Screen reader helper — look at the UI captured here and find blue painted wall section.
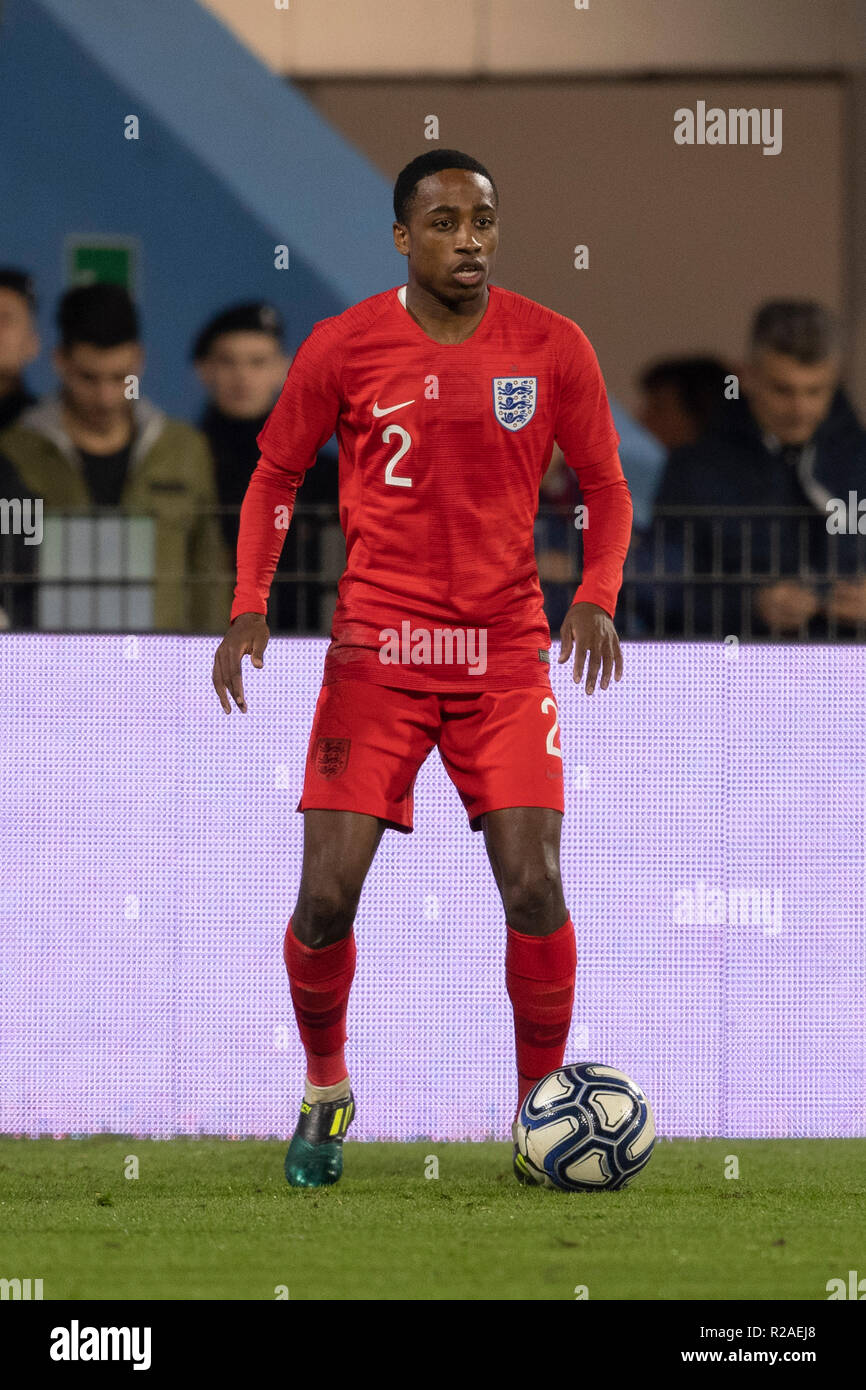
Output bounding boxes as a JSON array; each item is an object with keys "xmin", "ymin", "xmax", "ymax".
[{"xmin": 0, "ymin": 0, "xmax": 399, "ymax": 418}]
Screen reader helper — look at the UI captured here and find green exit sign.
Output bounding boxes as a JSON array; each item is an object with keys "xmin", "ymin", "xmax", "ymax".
[{"xmin": 64, "ymin": 236, "xmax": 139, "ymax": 292}]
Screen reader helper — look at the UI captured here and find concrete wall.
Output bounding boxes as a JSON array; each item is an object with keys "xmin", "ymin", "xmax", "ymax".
[
  {"xmin": 847, "ymin": 73, "xmax": 866, "ymax": 417},
  {"xmin": 202, "ymin": 0, "xmax": 865, "ymax": 77}
]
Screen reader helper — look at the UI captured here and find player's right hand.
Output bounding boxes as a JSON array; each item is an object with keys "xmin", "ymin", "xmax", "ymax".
[{"xmin": 212, "ymin": 612, "xmax": 270, "ymax": 713}]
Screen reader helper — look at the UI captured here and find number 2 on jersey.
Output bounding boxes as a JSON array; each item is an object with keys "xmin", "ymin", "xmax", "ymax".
[{"xmin": 383, "ymin": 424, "xmax": 412, "ymax": 487}]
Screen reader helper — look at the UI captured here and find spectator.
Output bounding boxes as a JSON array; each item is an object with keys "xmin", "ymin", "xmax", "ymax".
[
  {"xmin": 0, "ymin": 283, "xmax": 231, "ymax": 632},
  {"xmin": 0, "ymin": 268, "xmax": 40, "ymax": 428},
  {"xmin": 193, "ymin": 302, "xmax": 291, "ymax": 553},
  {"xmin": 193, "ymin": 302, "xmax": 340, "ymax": 632},
  {"xmin": 636, "ymin": 301, "xmax": 866, "ymax": 639},
  {"xmin": 637, "ymin": 356, "xmax": 731, "ymax": 452}
]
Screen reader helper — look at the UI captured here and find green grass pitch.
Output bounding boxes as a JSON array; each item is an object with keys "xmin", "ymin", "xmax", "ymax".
[{"xmin": 1, "ymin": 1138, "xmax": 863, "ymax": 1301}]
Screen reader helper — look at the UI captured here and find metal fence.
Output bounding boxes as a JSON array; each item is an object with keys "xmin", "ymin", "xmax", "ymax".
[
  {"xmin": 0, "ymin": 503, "xmax": 344, "ymax": 635},
  {"xmin": 1, "ymin": 503, "xmax": 864, "ymax": 641},
  {"xmin": 539, "ymin": 504, "xmax": 866, "ymax": 643}
]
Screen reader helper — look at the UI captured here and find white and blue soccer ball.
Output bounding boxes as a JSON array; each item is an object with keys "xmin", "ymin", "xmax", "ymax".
[{"xmin": 514, "ymin": 1062, "xmax": 655, "ymax": 1192}]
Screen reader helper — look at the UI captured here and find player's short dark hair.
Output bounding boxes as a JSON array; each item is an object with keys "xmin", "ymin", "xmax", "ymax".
[
  {"xmin": 191, "ymin": 301, "xmax": 285, "ymax": 362},
  {"xmin": 750, "ymin": 300, "xmax": 839, "ymax": 365},
  {"xmin": 57, "ymin": 283, "xmax": 140, "ymax": 351},
  {"xmin": 639, "ymin": 356, "xmax": 731, "ymax": 433},
  {"xmin": 0, "ymin": 267, "xmax": 37, "ymax": 313},
  {"xmin": 393, "ymin": 149, "xmax": 498, "ymax": 226}
]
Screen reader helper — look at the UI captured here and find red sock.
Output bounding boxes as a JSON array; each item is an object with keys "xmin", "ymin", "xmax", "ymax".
[
  {"xmin": 506, "ymin": 917, "xmax": 577, "ymax": 1117},
  {"xmin": 282, "ymin": 918, "xmax": 357, "ymax": 1086}
]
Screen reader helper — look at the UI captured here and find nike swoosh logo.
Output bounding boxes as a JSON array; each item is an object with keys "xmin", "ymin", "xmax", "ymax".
[{"xmin": 372, "ymin": 398, "xmax": 415, "ymax": 416}]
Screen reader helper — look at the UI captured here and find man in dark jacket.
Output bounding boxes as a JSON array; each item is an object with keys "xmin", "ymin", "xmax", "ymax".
[
  {"xmin": 193, "ymin": 302, "xmax": 341, "ymax": 633},
  {"xmin": 636, "ymin": 301, "xmax": 866, "ymax": 639}
]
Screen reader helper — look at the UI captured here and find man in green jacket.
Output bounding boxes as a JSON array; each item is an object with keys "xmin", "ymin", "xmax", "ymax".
[{"xmin": 0, "ymin": 283, "xmax": 231, "ymax": 632}]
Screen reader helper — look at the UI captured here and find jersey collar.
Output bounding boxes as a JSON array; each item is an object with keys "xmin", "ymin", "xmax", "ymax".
[{"xmin": 394, "ymin": 282, "xmax": 498, "ymax": 347}]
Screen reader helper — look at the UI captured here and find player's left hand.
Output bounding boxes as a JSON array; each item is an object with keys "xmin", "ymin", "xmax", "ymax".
[{"xmin": 558, "ymin": 601, "xmax": 623, "ymax": 695}]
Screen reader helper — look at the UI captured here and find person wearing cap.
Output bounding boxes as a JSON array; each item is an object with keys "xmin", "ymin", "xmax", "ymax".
[
  {"xmin": 192, "ymin": 302, "xmax": 340, "ymax": 632},
  {"xmin": 192, "ymin": 302, "xmax": 292, "ymax": 555}
]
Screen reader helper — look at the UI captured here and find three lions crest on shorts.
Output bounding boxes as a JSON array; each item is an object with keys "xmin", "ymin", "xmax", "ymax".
[
  {"xmin": 315, "ymin": 737, "xmax": 350, "ymax": 778},
  {"xmin": 492, "ymin": 377, "xmax": 537, "ymax": 431}
]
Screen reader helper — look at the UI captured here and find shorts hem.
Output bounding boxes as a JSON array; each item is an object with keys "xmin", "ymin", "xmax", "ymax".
[
  {"xmin": 297, "ymin": 796, "xmax": 413, "ymax": 834},
  {"xmin": 465, "ymin": 797, "xmax": 565, "ymax": 832}
]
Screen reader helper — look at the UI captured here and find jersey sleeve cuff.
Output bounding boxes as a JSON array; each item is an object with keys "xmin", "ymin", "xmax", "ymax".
[
  {"xmin": 230, "ymin": 599, "xmax": 268, "ymax": 623},
  {"xmin": 570, "ymin": 584, "xmax": 615, "ymax": 619}
]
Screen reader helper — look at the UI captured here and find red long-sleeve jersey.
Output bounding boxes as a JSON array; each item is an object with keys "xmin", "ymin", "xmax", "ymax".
[{"xmin": 231, "ymin": 282, "xmax": 633, "ymax": 690}]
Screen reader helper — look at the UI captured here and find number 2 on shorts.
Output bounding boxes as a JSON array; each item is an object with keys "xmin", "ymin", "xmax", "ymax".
[{"xmin": 541, "ymin": 696, "xmax": 562, "ymax": 759}]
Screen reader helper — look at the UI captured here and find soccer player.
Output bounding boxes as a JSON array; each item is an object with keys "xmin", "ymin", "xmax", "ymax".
[{"xmin": 211, "ymin": 149, "xmax": 633, "ymax": 1187}]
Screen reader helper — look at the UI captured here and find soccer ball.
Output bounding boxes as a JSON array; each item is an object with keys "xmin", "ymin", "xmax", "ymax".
[{"xmin": 514, "ymin": 1062, "xmax": 655, "ymax": 1191}]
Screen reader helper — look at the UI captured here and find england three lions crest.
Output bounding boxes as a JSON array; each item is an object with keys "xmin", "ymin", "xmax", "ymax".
[
  {"xmin": 492, "ymin": 377, "xmax": 537, "ymax": 432},
  {"xmin": 315, "ymin": 737, "xmax": 350, "ymax": 778}
]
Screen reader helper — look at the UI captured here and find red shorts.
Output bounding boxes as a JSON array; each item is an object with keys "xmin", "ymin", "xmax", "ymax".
[{"xmin": 298, "ymin": 679, "xmax": 565, "ymax": 832}]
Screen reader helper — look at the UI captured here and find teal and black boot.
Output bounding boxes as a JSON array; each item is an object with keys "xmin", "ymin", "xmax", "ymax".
[
  {"xmin": 284, "ymin": 1091, "xmax": 355, "ymax": 1188},
  {"xmin": 512, "ymin": 1118, "xmax": 543, "ymax": 1186}
]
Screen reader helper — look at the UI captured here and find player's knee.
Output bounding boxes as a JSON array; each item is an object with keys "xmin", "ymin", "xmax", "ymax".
[
  {"xmin": 292, "ymin": 882, "xmax": 359, "ymax": 946},
  {"xmin": 500, "ymin": 865, "xmax": 564, "ymax": 932}
]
